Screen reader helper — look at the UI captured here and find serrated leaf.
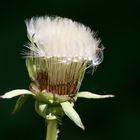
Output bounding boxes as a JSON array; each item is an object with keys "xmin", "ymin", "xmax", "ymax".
[
  {"xmin": 0, "ymin": 89, "xmax": 35, "ymax": 99},
  {"xmin": 77, "ymin": 91, "xmax": 115, "ymax": 99},
  {"xmin": 61, "ymin": 101, "xmax": 85, "ymax": 130},
  {"xmin": 12, "ymin": 95, "xmax": 30, "ymax": 114}
]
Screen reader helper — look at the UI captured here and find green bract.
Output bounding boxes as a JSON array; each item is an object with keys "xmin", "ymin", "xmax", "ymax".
[{"xmin": 0, "ymin": 89, "xmax": 114, "ymax": 129}]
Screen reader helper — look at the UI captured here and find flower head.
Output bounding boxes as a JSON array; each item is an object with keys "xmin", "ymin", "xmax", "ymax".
[
  {"xmin": 24, "ymin": 16, "xmax": 103, "ymax": 101},
  {"xmin": 0, "ymin": 16, "xmax": 114, "ymax": 131}
]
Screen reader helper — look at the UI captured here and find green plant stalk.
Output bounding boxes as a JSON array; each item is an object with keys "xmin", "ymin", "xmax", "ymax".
[{"xmin": 46, "ymin": 119, "xmax": 58, "ymax": 140}]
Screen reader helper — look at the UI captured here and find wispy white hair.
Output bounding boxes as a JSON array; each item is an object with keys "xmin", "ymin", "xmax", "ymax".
[{"xmin": 25, "ymin": 16, "xmax": 103, "ymax": 66}]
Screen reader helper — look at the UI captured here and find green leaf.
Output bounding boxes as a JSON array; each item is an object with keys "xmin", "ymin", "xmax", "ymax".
[
  {"xmin": 61, "ymin": 101, "xmax": 85, "ymax": 130},
  {"xmin": 12, "ymin": 95, "xmax": 30, "ymax": 114},
  {"xmin": 0, "ymin": 89, "xmax": 35, "ymax": 99},
  {"xmin": 76, "ymin": 91, "xmax": 115, "ymax": 99}
]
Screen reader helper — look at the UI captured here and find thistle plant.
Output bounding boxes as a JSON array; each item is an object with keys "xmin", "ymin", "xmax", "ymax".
[{"xmin": 0, "ymin": 16, "xmax": 114, "ymax": 140}]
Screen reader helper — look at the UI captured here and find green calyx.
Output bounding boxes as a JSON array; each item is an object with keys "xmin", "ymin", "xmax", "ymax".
[
  {"xmin": 35, "ymin": 92, "xmax": 71, "ymax": 104},
  {"xmin": 34, "ymin": 91, "xmax": 70, "ymax": 123},
  {"xmin": 35, "ymin": 101, "xmax": 64, "ymax": 124}
]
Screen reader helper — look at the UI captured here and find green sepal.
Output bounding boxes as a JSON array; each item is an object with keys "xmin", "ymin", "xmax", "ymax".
[
  {"xmin": 61, "ymin": 101, "xmax": 85, "ymax": 130},
  {"xmin": 0, "ymin": 89, "xmax": 35, "ymax": 99},
  {"xmin": 76, "ymin": 91, "xmax": 115, "ymax": 99},
  {"xmin": 12, "ymin": 95, "xmax": 30, "ymax": 114},
  {"xmin": 35, "ymin": 101, "xmax": 47, "ymax": 118}
]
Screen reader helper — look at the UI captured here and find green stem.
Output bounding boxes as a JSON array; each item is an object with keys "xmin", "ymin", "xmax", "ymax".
[{"xmin": 46, "ymin": 120, "xmax": 58, "ymax": 140}]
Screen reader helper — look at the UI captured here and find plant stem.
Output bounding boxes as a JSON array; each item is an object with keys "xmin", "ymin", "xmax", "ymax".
[{"xmin": 46, "ymin": 120, "xmax": 58, "ymax": 140}]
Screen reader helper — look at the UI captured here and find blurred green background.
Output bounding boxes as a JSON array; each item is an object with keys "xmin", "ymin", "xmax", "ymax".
[{"xmin": 0, "ymin": 0, "xmax": 139, "ymax": 140}]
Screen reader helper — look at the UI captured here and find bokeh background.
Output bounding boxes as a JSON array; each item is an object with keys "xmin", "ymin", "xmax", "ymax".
[{"xmin": 0, "ymin": 0, "xmax": 139, "ymax": 140}]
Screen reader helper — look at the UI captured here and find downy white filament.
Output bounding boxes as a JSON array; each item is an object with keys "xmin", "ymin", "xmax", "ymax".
[{"xmin": 25, "ymin": 16, "xmax": 103, "ymax": 66}]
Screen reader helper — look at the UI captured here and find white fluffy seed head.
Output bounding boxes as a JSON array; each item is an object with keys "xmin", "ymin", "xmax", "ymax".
[{"xmin": 25, "ymin": 16, "xmax": 103, "ymax": 66}]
